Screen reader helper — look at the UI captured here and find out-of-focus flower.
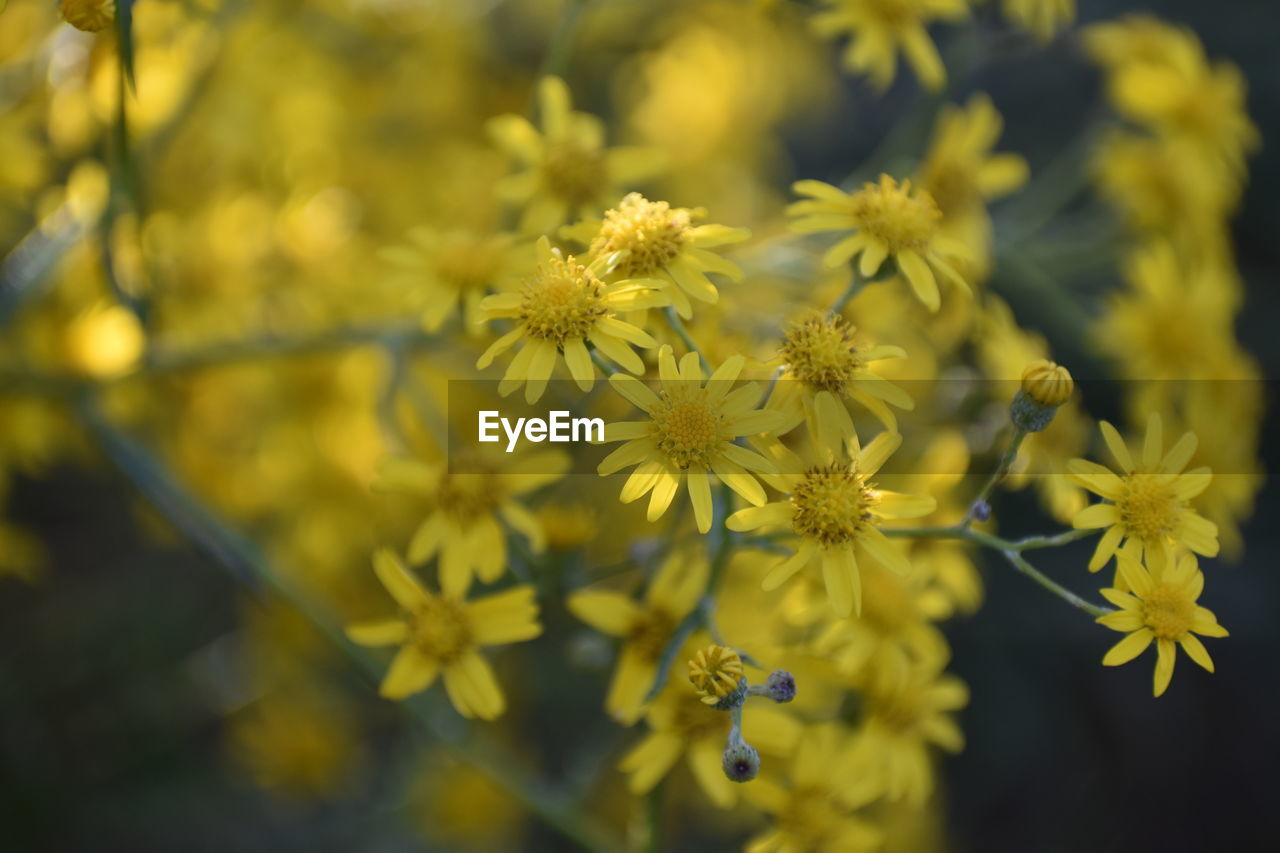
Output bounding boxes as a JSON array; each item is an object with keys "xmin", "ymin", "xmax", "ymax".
[
  {"xmin": 743, "ymin": 724, "xmax": 883, "ymax": 851},
  {"xmin": 488, "ymin": 76, "xmax": 665, "ymax": 235},
  {"xmin": 477, "ymin": 236, "xmax": 668, "ymax": 403},
  {"xmin": 1068, "ymin": 414, "xmax": 1218, "ymax": 574},
  {"xmin": 60, "ymin": 0, "xmax": 114, "ymax": 33},
  {"xmin": 598, "ymin": 346, "xmax": 783, "ymax": 533},
  {"xmin": 807, "ymin": 0, "xmax": 969, "ymax": 91},
  {"xmin": 61, "ymin": 301, "xmax": 145, "ymax": 378},
  {"xmin": 377, "ymin": 445, "xmax": 567, "ymax": 593},
  {"xmin": 379, "ymin": 227, "xmax": 526, "ymax": 333},
  {"xmin": 789, "ymin": 175, "xmax": 971, "ymax": 312},
  {"xmin": 729, "ymin": 432, "xmax": 936, "ymax": 616},
  {"xmin": 1097, "ymin": 551, "xmax": 1227, "ymax": 697},
  {"xmin": 998, "ymin": 0, "xmax": 1074, "ymax": 43},
  {"xmin": 346, "ymin": 549, "xmax": 542, "ymax": 718},
  {"xmin": 567, "ymin": 550, "xmax": 709, "ymax": 725}
]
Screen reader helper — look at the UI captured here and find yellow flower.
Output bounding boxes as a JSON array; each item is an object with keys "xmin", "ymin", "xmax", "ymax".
[
  {"xmin": 687, "ymin": 644, "xmax": 745, "ymax": 705},
  {"xmin": 808, "ymin": 0, "xmax": 969, "ymax": 91},
  {"xmin": 621, "ymin": 660, "xmax": 801, "ymax": 808},
  {"xmin": 346, "ymin": 549, "xmax": 542, "ymax": 719},
  {"xmin": 598, "ymin": 345, "xmax": 784, "ymax": 533},
  {"xmin": 1097, "ymin": 551, "xmax": 1228, "ymax": 697},
  {"xmin": 62, "ymin": 301, "xmax": 145, "ymax": 378},
  {"xmin": 788, "ymin": 175, "xmax": 971, "ymax": 312},
  {"xmin": 770, "ymin": 311, "xmax": 912, "ymax": 443},
  {"xmin": 377, "ymin": 448, "xmax": 568, "ymax": 593},
  {"xmin": 379, "ymin": 227, "xmax": 525, "ymax": 333},
  {"xmin": 488, "ymin": 77, "xmax": 665, "ymax": 235},
  {"xmin": 1068, "ymin": 414, "xmax": 1218, "ymax": 574},
  {"xmin": 743, "ymin": 724, "xmax": 882, "ymax": 852},
  {"xmin": 848, "ymin": 660, "xmax": 967, "ymax": 804},
  {"xmin": 998, "ymin": 0, "xmax": 1074, "ymax": 43},
  {"xmin": 916, "ymin": 93, "xmax": 1029, "ymax": 223},
  {"xmin": 566, "ymin": 550, "xmax": 709, "ymax": 724},
  {"xmin": 728, "ymin": 432, "xmax": 936, "ymax": 616},
  {"xmin": 476, "ymin": 236, "xmax": 669, "ymax": 403},
  {"xmin": 60, "ymin": 0, "xmax": 115, "ymax": 32},
  {"xmin": 565, "ymin": 192, "xmax": 751, "ymax": 319}
]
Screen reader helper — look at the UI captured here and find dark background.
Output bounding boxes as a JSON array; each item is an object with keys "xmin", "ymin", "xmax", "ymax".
[{"xmin": 2, "ymin": 0, "xmax": 1277, "ymax": 850}]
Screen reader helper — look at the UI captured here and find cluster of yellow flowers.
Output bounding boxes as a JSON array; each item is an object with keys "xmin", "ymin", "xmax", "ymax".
[{"xmin": 0, "ymin": 0, "xmax": 1263, "ymax": 849}]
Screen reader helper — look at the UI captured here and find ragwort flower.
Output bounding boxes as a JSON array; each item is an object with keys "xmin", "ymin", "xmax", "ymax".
[
  {"xmin": 346, "ymin": 550, "xmax": 542, "ymax": 719},
  {"xmin": 728, "ymin": 432, "xmax": 936, "ymax": 616},
  {"xmin": 1068, "ymin": 413, "xmax": 1218, "ymax": 574},
  {"xmin": 598, "ymin": 345, "xmax": 785, "ymax": 534},
  {"xmin": 1097, "ymin": 551, "xmax": 1228, "ymax": 697},
  {"xmin": 788, "ymin": 175, "xmax": 971, "ymax": 311},
  {"xmin": 477, "ymin": 236, "xmax": 669, "ymax": 403}
]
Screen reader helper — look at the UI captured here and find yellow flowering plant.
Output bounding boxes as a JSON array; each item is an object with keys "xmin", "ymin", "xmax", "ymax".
[{"xmin": 0, "ymin": 1, "xmax": 1268, "ymax": 850}]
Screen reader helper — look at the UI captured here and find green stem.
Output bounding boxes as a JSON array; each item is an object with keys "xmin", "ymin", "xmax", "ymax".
[
  {"xmin": 963, "ymin": 427, "xmax": 1027, "ymax": 527},
  {"xmin": 76, "ymin": 397, "xmax": 621, "ymax": 853},
  {"xmin": 879, "ymin": 524, "xmax": 1109, "ymax": 616},
  {"xmin": 539, "ymin": 0, "xmax": 590, "ymax": 81},
  {"xmin": 830, "ymin": 275, "xmax": 864, "ymax": 315},
  {"xmin": 663, "ymin": 306, "xmax": 710, "ymax": 373}
]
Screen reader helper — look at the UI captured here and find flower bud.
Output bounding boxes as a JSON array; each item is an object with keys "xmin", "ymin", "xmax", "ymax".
[
  {"xmin": 970, "ymin": 500, "xmax": 992, "ymax": 522},
  {"xmin": 763, "ymin": 670, "xmax": 796, "ymax": 703},
  {"xmin": 1011, "ymin": 360, "xmax": 1073, "ymax": 432},
  {"xmin": 721, "ymin": 740, "xmax": 760, "ymax": 783},
  {"xmin": 688, "ymin": 644, "xmax": 746, "ymax": 709}
]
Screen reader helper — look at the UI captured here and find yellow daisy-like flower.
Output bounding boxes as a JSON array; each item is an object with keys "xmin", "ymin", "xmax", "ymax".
[
  {"xmin": 808, "ymin": 0, "xmax": 969, "ymax": 91},
  {"xmin": 487, "ymin": 77, "xmax": 665, "ymax": 235},
  {"xmin": 788, "ymin": 175, "xmax": 971, "ymax": 312},
  {"xmin": 1068, "ymin": 413, "xmax": 1219, "ymax": 574},
  {"xmin": 848, "ymin": 660, "xmax": 967, "ymax": 804},
  {"xmin": 743, "ymin": 724, "xmax": 882, "ymax": 853},
  {"xmin": 379, "ymin": 228, "xmax": 525, "ymax": 333},
  {"xmin": 377, "ymin": 448, "xmax": 568, "ymax": 594},
  {"xmin": 566, "ymin": 551, "xmax": 709, "ymax": 725},
  {"xmin": 565, "ymin": 192, "xmax": 751, "ymax": 319},
  {"xmin": 771, "ymin": 311, "xmax": 912, "ymax": 445},
  {"xmin": 1097, "ymin": 551, "xmax": 1228, "ymax": 697},
  {"xmin": 598, "ymin": 345, "xmax": 784, "ymax": 534},
  {"xmin": 621, "ymin": 660, "xmax": 801, "ymax": 808},
  {"xmin": 728, "ymin": 432, "xmax": 936, "ymax": 616},
  {"xmin": 916, "ymin": 93, "xmax": 1029, "ymax": 222},
  {"xmin": 687, "ymin": 644, "xmax": 745, "ymax": 705},
  {"xmin": 346, "ymin": 549, "xmax": 542, "ymax": 718},
  {"xmin": 476, "ymin": 236, "xmax": 669, "ymax": 403}
]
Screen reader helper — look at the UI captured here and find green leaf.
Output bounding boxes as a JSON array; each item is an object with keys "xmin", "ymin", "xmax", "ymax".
[{"xmin": 116, "ymin": 0, "xmax": 136, "ymax": 90}]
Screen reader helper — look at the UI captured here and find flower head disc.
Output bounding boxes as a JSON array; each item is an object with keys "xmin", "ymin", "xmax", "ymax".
[
  {"xmin": 650, "ymin": 388, "xmax": 729, "ymax": 471},
  {"xmin": 517, "ymin": 253, "xmax": 609, "ymax": 348},
  {"xmin": 590, "ymin": 193, "xmax": 694, "ymax": 278},
  {"xmin": 540, "ymin": 141, "xmax": 607, "ymax": 207},
  {"xmin": 688, "ymin": 644, "xmax": 745, "ymax": 706},
  {"xmin": 789, "ymin": 464, "xmax": 878, "ymax": 547},
  {"xmin": 850, "ymin": 175, "xmax": 941, "ymax": 252},
  {"xmin": 408, "ymin": 595, "xmax": 473, "ymax": 663},
  {"xmin": 780, "ymin": 313, "xmax": 866, "ymax": 394}
]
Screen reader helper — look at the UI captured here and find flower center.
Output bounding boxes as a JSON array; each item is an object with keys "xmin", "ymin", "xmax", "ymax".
[
  {"xmin": 790, "ymin": 464, "xmax": 877, "ymax": 547},
  {"xmin": 850, "ymin": 175, "xmax": 940, "ymax": 251},
  {"xmin": 780, "ymin": 313, "xmax": 863, "ymax": 393},
  {"xmin": 410, "ymin": 596, "xmax": 473, "ymax": 663},
  {"xmin": 1142, "ymin": 583, "xmax": 1195, "ymax": 639},
  {"xmin": 1116, "ymin": 474, "xmax": 1179, "ymax": 542},
  {"xmin": 649, "ymin": 391, "xmax": 725, "ymax": 470},
  {"xmin": 919, "ymin": 161, "xmax": 976, "ymax": 219},
  {"xmin": 627, "ymin": 608, "xmax": 677, "ymax": 661},
  {"xmin": 589, "ymin": 193, "xmax": 692, "ymax": 277},
  {"xmin": 437, "ymin": 465, "xmax": 506, "ymax": 524},
  {"xmin": 435, "ymin": 237, "xmax": 500, "ymax": 293},
  {"xmin": 541, "ymin": 142, "xmax": 606, "ymax": 206},
  {"xmin": 518, "ymin": 255, "xmax": 609, "ymax": 348}
]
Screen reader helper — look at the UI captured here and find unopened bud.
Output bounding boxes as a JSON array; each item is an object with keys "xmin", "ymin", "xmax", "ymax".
[
  {"xmin": 970, "ymin": 500, "xmax": 991, "ymax": 523},
  {"xmin": 1011, "ymin": 360, "xmax": 1073, "ymax": 432},
  {"xmin": 763, "ymin": 670, "xmax": 796, "ymax": 703},
  {"xmin": 721, "ymin": 740, "xmax": 760, "ymax": 783}
]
